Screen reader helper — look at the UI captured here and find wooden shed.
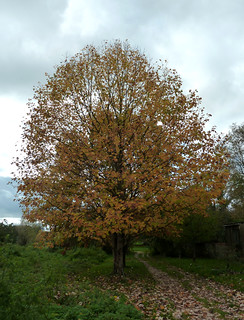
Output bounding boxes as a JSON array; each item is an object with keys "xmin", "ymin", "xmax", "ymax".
[{"xmin": 224, "ymin": 222, "xmax": 244, "ymax": 257}]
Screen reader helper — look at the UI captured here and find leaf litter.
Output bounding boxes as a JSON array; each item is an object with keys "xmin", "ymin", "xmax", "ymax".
[{"xmin": 96, "ymin": 254, "xmax": 244, "ymax": 320}]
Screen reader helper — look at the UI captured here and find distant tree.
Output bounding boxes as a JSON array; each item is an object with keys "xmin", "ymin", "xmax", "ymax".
[
  {"xmin": 15, "ymin": 220, "xmax": 41, "ymax": 246},
  {"xmin": 149, "ymin": 204, "xmax": 228, "ymax": 259},
  {"xmin": 226, "ymin": 123, "xmax": 244, "ymax": 221},
  {"xmin": 13, "ymin": 41, "xmax": 228, "ymax": 274},
  {"xmin": 0, "ymin": 220, "xmax": 17, "ymax": 243},
  {"xmin": 180, "ymin": 211, "xmax": 220, "ymax": 260}
]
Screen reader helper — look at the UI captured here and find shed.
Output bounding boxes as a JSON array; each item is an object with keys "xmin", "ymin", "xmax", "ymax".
[{"xmin": 224, "ymin": 222, "xmax": 244, "ymax": 257}]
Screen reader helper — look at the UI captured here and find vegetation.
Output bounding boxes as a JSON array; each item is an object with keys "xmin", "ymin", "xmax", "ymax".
[
  {"xmin": 0, "ymin": 220, "xmax": 41, "ymax": 246},
  {"xmin": 0, "ymin": 243, "xmax": 144, "ymax": 320},
  {"xmin": 225, "ymin": 123, "xmax": 244, "ymax": 221},
  {"xmin": 146, "ymin": 255, "xmax": 244, "ymax": 292},
  {"xmin": 0, "ymin": 224, "xmax": 243, "ymax": 319},
  {"xmin": 0, "ymin": 220, "xmax": 18, "ymax": 243},
  {"xmin": 13, "ymin": 40, "xmax": 228, "ymax": 274},
  {"xmin": 148, "ymin": 204, "xmax": 233, "ymax": 260}
]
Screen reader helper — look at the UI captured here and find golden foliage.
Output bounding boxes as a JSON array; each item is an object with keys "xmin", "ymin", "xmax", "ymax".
[{"xmin": 13, "ymin": 41, "xmax": 229, "ymax": 245}]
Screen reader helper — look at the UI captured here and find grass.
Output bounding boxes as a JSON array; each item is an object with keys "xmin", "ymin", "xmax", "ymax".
[
  {"xmin": 192, "ymin": 295, "xmax": 228, "ymax": 319},
  {"xmin": 2, "ymin": 242, "xmax": 242, "ymax": 319},
  {"xmin": 147, "ymin": 254, "xmax": 244, "ymax": 292},
  {"xmin": 0, "ymin": 243, "xmax": 146, "ymax": 320},
  {"xmin": 131, "ymin": 246, "xmax": 150, "ymax": 254}
]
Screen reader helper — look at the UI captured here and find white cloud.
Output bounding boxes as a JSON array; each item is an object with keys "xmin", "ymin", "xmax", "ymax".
[{"xmin": 0, "ymin": 217, "xmax": 21, "ymax": 225}]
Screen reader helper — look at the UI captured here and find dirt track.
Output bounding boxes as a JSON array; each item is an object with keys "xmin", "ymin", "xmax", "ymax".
[
  {"xmin": 96, "ymin": 253, "xmax": 244, "ymax": 319},
  {"xmin": 136, "ymin": 253, "xmax": 244, "ymax": 319}
]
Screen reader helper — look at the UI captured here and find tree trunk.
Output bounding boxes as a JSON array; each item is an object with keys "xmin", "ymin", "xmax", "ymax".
[
  {"xmin": 112, "ymin": 233, "xmax": 125, "ymax": 275},
  {"xmin": 123, "ymin": 245, "xmax": 126, "ymax": 268},
  {"xmin": 192, "ymin": 243, "xmax": 197, "ymax": 262}
]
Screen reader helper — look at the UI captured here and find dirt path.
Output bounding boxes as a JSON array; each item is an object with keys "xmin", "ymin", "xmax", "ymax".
[
  {"xmin": 136, "ymin": 253, "xmax": 244, "ymax": 319},
  {"xmin": 96, "ymin": 254, "xmax": 244, "ymax": 319}
]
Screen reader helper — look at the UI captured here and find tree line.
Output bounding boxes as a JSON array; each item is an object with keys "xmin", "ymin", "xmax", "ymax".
[{"xmin": 0, "ymin": 220, "xmax": 41, "ymax": 245}]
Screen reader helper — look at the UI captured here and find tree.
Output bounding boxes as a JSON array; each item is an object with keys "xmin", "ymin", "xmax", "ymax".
[
  {"xmin": 179, "ymin": 210, "xmax": 221, "ymax": 260},
  {"xmin": 226, "ymin": 123, "xmax": 244, "ymax": 220},
  {"xmin": 0, "ymin": 220, "xmax": 17, "ymax": 243},
  {"xmin": 13, "ymin": 41, "xmax": 228, "ymax": 274},
  {"xmin": 15, "ymin": 220, "xmax": 42, "ymax": 246}
]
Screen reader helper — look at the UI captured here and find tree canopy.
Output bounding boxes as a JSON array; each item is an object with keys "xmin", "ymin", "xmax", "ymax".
[
  {"xmin": 226, "ymin": 123, "xmax": 244, "ymax": 220},
  {"xmin": 14, "ymin": 41, "xmax": 228, "ymax": 274}
]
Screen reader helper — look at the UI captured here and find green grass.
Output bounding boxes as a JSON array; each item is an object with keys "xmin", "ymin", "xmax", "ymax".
[
  {"xmin": 0, "ymin": 243, "xmax": 145, "ymax": 320},
  {"xmin": 131, "ymin": 246, "xmax": 150, "ymax": 253},
  {"xmin": 147, "ymin": 255, "xmax": 244, "ymax": 292}
]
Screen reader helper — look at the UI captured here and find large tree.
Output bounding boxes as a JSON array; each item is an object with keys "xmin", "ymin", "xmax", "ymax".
[{"xmin": 14, "ymin": 41, "xmax": 228, "ymax": 274}]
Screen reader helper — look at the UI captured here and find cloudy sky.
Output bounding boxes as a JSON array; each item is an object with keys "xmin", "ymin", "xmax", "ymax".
[{"xmin": 1, "ymin": 0, "xmax": 244, "ymax": 222}]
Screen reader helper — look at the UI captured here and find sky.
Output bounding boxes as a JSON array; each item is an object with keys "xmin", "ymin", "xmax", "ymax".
[{"xmin": 1, "ymin": 0, "xmax": 244, "ymax": 223}]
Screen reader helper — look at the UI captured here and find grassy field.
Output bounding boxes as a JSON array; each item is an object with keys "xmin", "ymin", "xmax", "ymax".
[{"xmin": 0, "ymin": 244, "xmax": 149, "ymax": 320}]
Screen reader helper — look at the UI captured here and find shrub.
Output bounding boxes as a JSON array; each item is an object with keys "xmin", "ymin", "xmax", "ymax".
[
  {"xmin": 67, "ymin": 247, "xmax": 108, "ymax": 265},
  {"xmin": 15, "ymin": 224, "xmax": 41, "ymax": 245},
  {"xmin": 0, "ymin": 221, "xmax": 18, "ymax": 243},
  {"xmin": 76, "ymin": 290, "xmax": 143, "ymax": 320}
]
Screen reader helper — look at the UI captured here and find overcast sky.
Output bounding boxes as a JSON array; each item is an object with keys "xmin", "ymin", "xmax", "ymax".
[{"xmin": 1, "ymin": 0, "xmax": 244, "ymax": 222}]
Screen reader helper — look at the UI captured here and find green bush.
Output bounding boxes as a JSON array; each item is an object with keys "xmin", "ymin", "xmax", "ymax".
[
  {"xmin": 67, "ymin": 246, "xmax": 108, "ymax": 264},
  {"xmin": 47, "ymin": 290, "xmax": 143, "ymax": 320},
  {"xmin": 0, "ymin": 221, "xmax": 18, "ymax": 243},
  {"xmin": 74, "ymin": 290, "xmax": 143, "ymax": 320}
]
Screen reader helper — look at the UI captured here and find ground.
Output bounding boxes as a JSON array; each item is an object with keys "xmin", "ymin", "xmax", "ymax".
[
  {"xmin": 1, "ymin": 243, "xmax": 243, "ymax": 319},
  {"xmin": 97, "ymin": 252, "xmax": 244, "ymax": 320}
]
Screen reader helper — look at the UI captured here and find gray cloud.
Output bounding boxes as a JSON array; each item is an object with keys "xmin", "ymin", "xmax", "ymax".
[
  {"xmin": 0, "ymin": 0, "xmax": 68, "ymax": 95},
  {"xmin": 0, "ymin": 0, "xmax": 243, "ymax": 178},
  {"xmin": 0, "ymin": 177, "xmax": 21, "ymax": 219},
  {"xmin": 1, "ymin": 0, "xmax": 244, "ymax": 215}
]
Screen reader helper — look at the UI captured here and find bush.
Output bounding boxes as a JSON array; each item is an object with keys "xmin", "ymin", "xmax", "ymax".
[
  {"xmin": 0, "ymin": 221, "xmax": 18, "ymax": 243},
  {"xmin": 46, "ymin": 290, "xmax": 143, "ymax": 320},
  {"xmin": 76, "ymin": 290, "xmax": 143, "ymax": 320},
  {"xmin": 15, "ymin": 224, "xmax": 41, "ymax": 245},
  {"xmin": 67, "ymin": 246, "xmax": 108, "ymax": 265}
]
